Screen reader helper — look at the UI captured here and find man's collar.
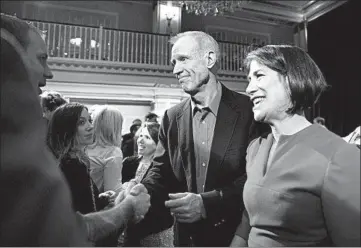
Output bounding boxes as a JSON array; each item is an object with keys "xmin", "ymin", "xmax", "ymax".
[{"xmin": 191, "ymin": 81, "xmax": 222, "ymax": 116}]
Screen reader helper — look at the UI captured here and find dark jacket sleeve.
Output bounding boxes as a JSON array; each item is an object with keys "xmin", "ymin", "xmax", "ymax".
[{"xmin": 141, "ymin": 110, "xmax": 179, "ymax": 197}]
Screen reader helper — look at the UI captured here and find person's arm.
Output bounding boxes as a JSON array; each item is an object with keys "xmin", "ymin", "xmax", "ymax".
[
  {"xmin": 81, "ymin": 184, "xmax": 150, "ymax": 243},
  {"xmin": 141, "ymin": 111, "xmax": 177, "ymax": 198},
  {"xmin": 230, "ymin": 210, "xmax": 250, "ymax": 247},
  {"xmin": 321, "ymin": 144, "xmax": 360, "ymax": 246},
  {"xmin": 104, "ymin": 153, "xmax": 123, "ymax": 193},
  {"xmin": 199, "ymin": 172, "xmax": 247, "ymax": 222}
]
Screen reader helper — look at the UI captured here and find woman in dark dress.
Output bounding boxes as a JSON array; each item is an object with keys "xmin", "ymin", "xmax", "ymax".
[{"xmin": 47, "ymin": 102, "xmax": 118, "ymax": 245}]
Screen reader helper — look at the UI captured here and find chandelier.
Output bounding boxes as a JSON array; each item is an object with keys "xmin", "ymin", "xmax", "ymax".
[{"xmin": 179, "ymin": 1, "xmax": 248, "ymax": 16}]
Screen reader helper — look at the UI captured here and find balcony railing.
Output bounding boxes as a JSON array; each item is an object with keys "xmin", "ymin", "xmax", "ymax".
[{"xmin": 30, "ymin": 19, "xmax": 256, "ymax": 72}]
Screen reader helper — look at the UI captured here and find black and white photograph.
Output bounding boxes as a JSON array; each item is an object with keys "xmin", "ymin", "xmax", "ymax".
[{"xmin": 1, "ymin": 0, "xmax": 360, "ymax": 246}]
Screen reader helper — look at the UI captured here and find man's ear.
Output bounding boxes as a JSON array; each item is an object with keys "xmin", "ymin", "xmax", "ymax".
[{"xmin": 206, "ymin": 51, "xmax": 217, "ymax": 69}]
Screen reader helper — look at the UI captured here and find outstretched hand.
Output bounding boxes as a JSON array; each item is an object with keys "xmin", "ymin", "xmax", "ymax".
[{"xmin": 125, "ymin": 184, "xmax": 150, "ymax": 224}]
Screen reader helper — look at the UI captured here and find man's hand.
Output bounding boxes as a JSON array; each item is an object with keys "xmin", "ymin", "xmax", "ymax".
[
  {"xmin": 122, "ymin": 180, "xmax": 138, "ymax": 196},
  {"xmin": 125, "ymin": 183, "xmax": 150, "ymax": 224},
  {"xmin": 165, "ymin": 192, "xmax": 206, "ymax": 223},
  {"xmin": 115, "ymin": 182, "xmax": 148, "ymax": 205},
  {"xmin": 114, "ymin": 190, "xmax": 125, "ymax": 205}
]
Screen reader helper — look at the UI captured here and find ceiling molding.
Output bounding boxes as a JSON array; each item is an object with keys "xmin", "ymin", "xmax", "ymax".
[
  {"xmin": 304, "ymin": 1, "xmax": 348, "ymax": 22},
  {"xmin": 231, "ymin": 0, "xmax": 348, "ymax": 24},
  {"xmin": 115, "ymin": 0, "xmax": 153, "ymax": 6}
]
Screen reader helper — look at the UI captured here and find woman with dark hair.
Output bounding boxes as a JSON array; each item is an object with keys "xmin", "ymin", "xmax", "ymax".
[
  {"xmin": 47, "ymin": 102, "xmax": 114, "ymax": 214},
  {"xmin": 231, "ymin": 45, "xmax": 360, "ymax": 247},
  {"xmin": 122, "ymin": 122, "xmax": 174, "ymax": 247},
  {"xmin": 47, "ymin": 102, "xmax": 124, "ymax": 246},
  {"xmin": 122, "ymin": 122, "xmax": 159, "ymax": 183},
  {"xmin": 39, "ymin": 90, "xmax": 67, "ymax": 121}
]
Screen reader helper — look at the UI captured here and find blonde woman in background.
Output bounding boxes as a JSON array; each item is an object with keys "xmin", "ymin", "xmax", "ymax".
[{"xmin": 87, "ymin": 105, "xmax": 124, "ymax": 194}]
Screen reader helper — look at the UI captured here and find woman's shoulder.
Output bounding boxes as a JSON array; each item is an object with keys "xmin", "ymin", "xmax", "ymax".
[
  {"xmin": 300, "ymin": 125, "xmax": 351, "ymax": 158},
  {"xmin": 60, "ymin": 155, "xmax": 87, "ymax": 175}
]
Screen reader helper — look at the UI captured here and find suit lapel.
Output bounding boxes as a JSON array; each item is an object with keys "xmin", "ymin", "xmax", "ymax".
[
  {"xmin": 176, "ymin": 99, "xmax": 197, "ymax": 193},
  {"xmin": 205, "ymin": 86, "xmax": 238, "ymax": 190}
]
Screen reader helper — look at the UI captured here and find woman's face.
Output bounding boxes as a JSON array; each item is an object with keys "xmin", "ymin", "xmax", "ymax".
[
  {"xmin": 246, "ymin": 60, "xmax": 292, "ymax": 123},
  {"xmin": 75, "ymin": 108, "xmax": 94, "ymax": 148},
  {"xmin": 137, "ymin": 127, "xmax": 157, "ymax": 157}
]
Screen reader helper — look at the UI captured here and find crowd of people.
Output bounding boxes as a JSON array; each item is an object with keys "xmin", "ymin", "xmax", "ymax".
[{"xmin": 1, "ymin": 13, "xmax": 360, "ymax": 247}]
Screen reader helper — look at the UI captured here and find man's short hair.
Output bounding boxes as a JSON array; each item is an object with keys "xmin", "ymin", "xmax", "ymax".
[
  {"xmin": 145, "ymin": 112, "xmax": 158, "ymax": 122},
  {"xmin": 0, "ymin": 13, "xmax": 42, "ymax": 49},
  {"xmin": 169, "ymin": 31, "xmax": 220, "ymax": 66}
]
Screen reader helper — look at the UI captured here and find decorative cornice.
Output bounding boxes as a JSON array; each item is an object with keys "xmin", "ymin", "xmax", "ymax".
[
  {"xmin": 231, "ymin": 0, "xmax": 347, "ymax": 24},
  {"xmin": 48, "ymin": 57, "xmax": 248, "ymax": 83},
  {"xmin": 48, "ymin": 57, "xmax": 174, "ymax": 77}
]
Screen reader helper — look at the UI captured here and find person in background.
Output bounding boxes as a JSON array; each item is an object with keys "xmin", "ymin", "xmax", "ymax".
[
  {"xmin": 89, "ymin": 104, "xmax": 102, "ymax": 120},
  {"xmin": 47, "ymin": 103, "xmax": 114, "ymax": 208},
  {"xmin": 39, "ymin": 90, "xmax": 67, "ymax": 121},
  {"xmin": 122, "ymin": 119, "xmax": 142, "ymax": 158},
  {"xmin": 124, "ymin": 31, "xmax": 262, "ymax": 246},
  {"xmin": 47, "ymin": 102, "xmax": 151, "ymax": 246},
  {"xmin": 145, "ymin": 112, "xmax": 159, "ymax": 123},
  {"xmin": 0, "ymin": 18, "xmax": 150, "ymax": 246},
  {"xmin": 231, "ymin": 45, "xmax": 360, "ymax": 247},
  {"xmin": 122, "ymin": 122, "xmax": 174, "ymax": 246},
  {"xmin": 87, "ymin": 105, "xmax": 124, "ymax": 194}
]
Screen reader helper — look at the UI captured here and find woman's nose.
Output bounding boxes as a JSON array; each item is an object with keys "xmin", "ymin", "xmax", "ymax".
[
  {"xmin": 246, "ymin": 79, "xmax": 257, "ymax": 96},
  {"xmin": 87, "ymin": 122, "xmax": 93, "ymax": 130}
]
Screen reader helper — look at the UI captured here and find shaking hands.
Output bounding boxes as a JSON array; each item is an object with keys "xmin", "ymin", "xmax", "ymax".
[{"xmin": 115, "ymin": 181, "xmax": 151, "ymax": 224}]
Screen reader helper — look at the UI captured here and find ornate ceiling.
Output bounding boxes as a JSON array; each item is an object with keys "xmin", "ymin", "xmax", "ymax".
[
  {"xmin": 139, "ymin": 0, "xmax": 348, "ymax": 26},
  {"xmin": 235, "ymin": 0, "xmax": 348, "ymax": 25}
]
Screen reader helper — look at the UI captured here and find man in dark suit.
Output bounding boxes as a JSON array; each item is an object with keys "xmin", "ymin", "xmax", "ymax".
[{"xmin": 123, "ymin": 31, "xmax": 260, "ymax": 246}]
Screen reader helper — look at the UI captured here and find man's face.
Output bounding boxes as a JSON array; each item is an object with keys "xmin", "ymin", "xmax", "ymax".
[
  {"xmin": 25, "ymin": 29, "xmax": 53, "ymax": 94},
  {"xmin": 171, "ymin": 36, "xmax": 209, "ymax": 96}
]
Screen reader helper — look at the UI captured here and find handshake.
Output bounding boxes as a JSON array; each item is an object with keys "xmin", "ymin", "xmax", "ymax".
[{"xmin": 114, "ymin": 180, "xmax": 151, "ymax": 224}]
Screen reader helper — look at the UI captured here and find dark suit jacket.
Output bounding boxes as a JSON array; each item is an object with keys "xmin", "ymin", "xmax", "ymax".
[{"xmin": 141, "ymin": 84, "xmax": 260, "ymax": 246}]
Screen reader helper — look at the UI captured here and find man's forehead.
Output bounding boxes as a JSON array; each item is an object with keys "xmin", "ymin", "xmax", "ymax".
[
  {"xmin": 172, "ymin": 37, "xmax": 199, "ymax": 54},
  {"xmin": 27, "ymin": 28, "xmax": 47, "ymax": 51}
]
